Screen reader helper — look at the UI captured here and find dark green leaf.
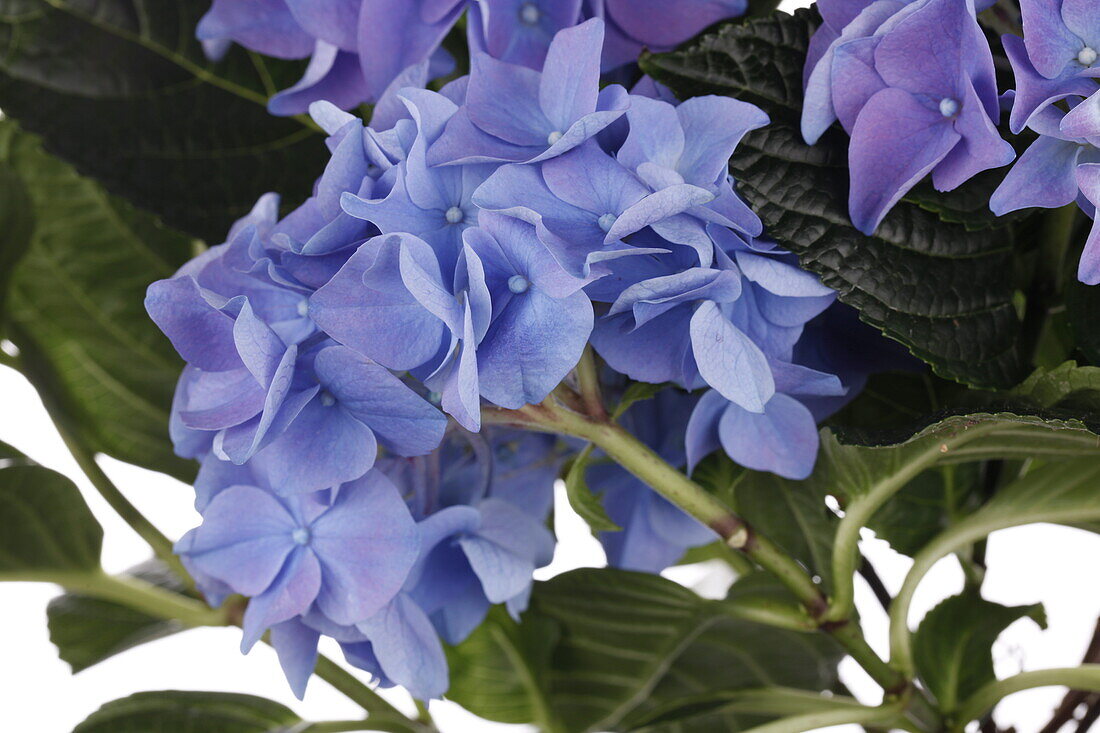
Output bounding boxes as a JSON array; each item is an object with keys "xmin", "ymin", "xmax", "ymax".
[
  {"xmin": 48, "ymin": 559, "xmax": 189, "ymax": 673},
  {"xmin": 72, "ymin": 691, "xmax": 302, "ymax": 733},
  {"xmin": 0, "ymin": 120, "xmax": 194, "ymax": 480},
  {"xmin": 1066, "ymin": 277, "xmax": 1100, "ymax": 365},
  {"xmin": 0, "ymin": 0, "xmax": 326, "ymax": 240},
  {"xmin": 0, "ymin": 463, "xmax": 101, "ymax": 577},
  {"xmin": 566, "ymin": 444, "xmax": 621, "ymax": 532},
  {"xmin": 0, "ymin": 160, "xmax": 34, "ymax": 320},
  {"xmin": 642, "ymin": 10, "xmax": 1026, "ymax": 388},
  {"xmin": 913, "ymin": 591, "xmax": 1045, "ymax": 714}
]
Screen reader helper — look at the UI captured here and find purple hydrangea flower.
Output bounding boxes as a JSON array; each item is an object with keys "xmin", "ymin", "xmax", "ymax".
[
  {"xmin": 991, "ymin": 105, "xmax": 1100, "ymax": 283},
  {"xmin": 590, "ymin": 0, "xmax": 748, "ymax": 71},
  {"xmin": 430, "ymin": 18, "xmax": 630, "ymax": 167},
  {"xmin": 803, "ymin": 0, "xmax": 1014, "ymax": 234},
  {"xmin": 176, "ymin": 469, "xmax": 419, "ymax": 687}
]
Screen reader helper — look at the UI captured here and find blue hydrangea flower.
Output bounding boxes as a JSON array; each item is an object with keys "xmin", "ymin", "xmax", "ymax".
[
  {"xmin": 474, "ymin": 0, "xmax": 585, "ymax": 69},
  {"xmin": 310, "ymin": 214, "xmax": 593, "ymax": 430},
  {"xmin": 991, "ymin": 105, "xmax": 1100, "ymax": 283},
  {"xmin": 616, "ymin": 94, "xmax": 770, "ymax": 264},
  {"xmin": 175, "ymin": 468, "xmax": 419, "ymax": 681},
  {"xmin": 430, "ymin": 18, "xmax": 629, "ymax": 166},
  {"xmin": 1001, "ymin": 4, "xmax": 1100, "ymax": 133},
  {"xmin": 802, "ymin": 0, "xmax": 1014, "ymax": 234},
  {"xmin": 473, "ymin": 140, "xmax": 714, "ymax": 277}
]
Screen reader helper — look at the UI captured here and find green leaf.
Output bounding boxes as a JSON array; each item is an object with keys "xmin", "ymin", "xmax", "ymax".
[
  {"xmin": 0, "ymin": 160, "xmax": 34, "ymax": 320},
  {"xmin": 912, "ymin": 591, "xmax": 1045, "ymax": 714},
  {"xmin": 565, "ymin": 444, "xmax": 621, "ymax": 532},
  {"xmin": 0, "ymin": 463, "xmax": 101, "ymax": 577},
  {"xmin": 0, "ymin": 0, "xmax": 326, "ymax": 240},
  {"xmin": 73, "ymin": 691, "xmax": 302, "ymax": 733},
  {"xmin": 612, "ymin": 382, "xmax": 672, "ymax": 420},
  {"xmin": 892, "ymin": 457, "xmax": 1100, "ymax": 673},
  {"xmin": 554, "ymin": 569, "xmax": 839, "ymax": 732},
  {"xmin": 0, "ymin": 120, "xmax": 194, "ymax": 480},
  {"xmin": 448, "ymin": 570, "xmax": 841, "ymax": 732},
  {"xmin": 641, "ymin": 10, "xmax": 1026, "ymax": 389},
  {"xmin": 866, "ymin": 463, "xmax": 982, "ymax": 557},
  {"xmin": 48, "ymin": 559, "xmax": 189, "ymax": 673},
  {"xmin": 730, "ymin": 470, "xmax": 837, "ymax": 590},
  {"xmin": 445, "ymin": 607, "xmax": 559, "ymax": 727}
]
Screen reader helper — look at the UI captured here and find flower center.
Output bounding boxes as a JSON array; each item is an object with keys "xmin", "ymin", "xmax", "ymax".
[
  {"xmin": 320, "ymin": 391, "xmax": 336, "ymax": 407},
  {"xmin": 598, "ymin": 213, "xmax": 617, "ymax": 233},
  {"xmin": 296, "ymin": 299, "xmax": 309, "ymax": 318},
  {"xmin": 508, "ymin": 275, "xmax": 531, "ymax": 294},
  {"xmin": 547, "ymin": 130, "xmax": 563, "ymax": 146},
  {"xmin": 292, "ymin": 528, "xmax": 311, "ymax": 546},
  {"xmin": 938, "ymin": 97, "xmax": 959, "ymax": 118},
  {"xmin": 519, "ymin": 2, "xmax": 540, "ymax": 25},
  {"xmin": 427, "ymin": 391, "xmax": 442, "ymax": 405},
  {"xmin": 445, "ymin": 206, "xmax": 465, "ymax": 225},
  {"xmin": 1080, "ymin": 46, "xmax": 1098, "ymax": 66}
]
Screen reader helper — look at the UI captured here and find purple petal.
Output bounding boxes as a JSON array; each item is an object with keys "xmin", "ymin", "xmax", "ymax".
[
  {"xmin": 357, "ymin": 0, "xmax": 464, "ymax": 103},
  {"xmin": 357, "ymin": 594, "xmax": 449, "ymax": 700},
  {"xmin": 1022, "ymin": 0, "xmax": 1083, "ymax": 78},
  {"xmin": 252, "ymin": 395, "xmax": 378, "ymax": 494},
  {"xmin": 466, "ymin": 53, "xmax": 551, "ymax": 146},
  {"xmin": 685, "ymin": 389, "xmax": 727, "ymax": 471},
  {"xmin": 718, "ymin": 394, "xmax": 820, "ymax": 480},
  {"xmin": 269, "ymin": 619, "xmax": 321, "ymax": 700},
  {"xmin": 269, "ymin": 42, "xmax": 370, "ymax": 116},
  {"xmin": 241, "ymin": 547, "xmax": 322, "ymax": 650},
  {"xmin": 183, "ymin": 486, "xmax": 297, "ymax": 596},
  {"xmin": 315, "ymin": 346, "xmax": 447, "ymax": 456},
  {"xmin": 311, "ymin": 235, "xmax": 448, "ymax": 370},
  {"xmin": 932, "ymin": 81, "xmax": 1016, "ymax": 191},
  {"xmin": 847, "ymin": 88, "xmax": 960, "ymax": 234},
  {"xmin": 145, "ymin": 277, "xmax": 241, "ymax": 372},
  {"xmin": 197, "ymin": 0, "xmax": 314, "ymax": 59},
  {"xmin": 311, "ymin": 471, "xmax": 419, "ymax": 624},
  {"xmin": 690, "ymin": 301, "xmax": 774, "ymax": 412},
  {"xmin": 538, "ymin": 18, "xmax": 603, "ymax": 132},
  {"xmin": 1077, "ymin": 163, "xmax": 1100, "ymax": 284},
  {"xmin": 990, "ymin": 134, "xmax": 1083, "ymax": 215}
]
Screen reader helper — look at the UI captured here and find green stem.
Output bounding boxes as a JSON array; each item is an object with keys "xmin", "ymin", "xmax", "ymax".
[
  {"xmin": 302, "ymin": 722, "xmax": 373, "ymax": 733},
  {"xmin": 506, "ymin": 397, "xmax": 909, "ymax": 695},
  {"xmin": 6, "ymin": 570, "xmax": 226, "ymax": 627},
  {"xmin": 826, "ymin": 423, "xmax": 1001, "ymax": 623},
  {"xmin": 953, "ymin": 666, "xmax": 1100, "ymax": 730},
  {"xmin": 574, "ymin": 347, "xmax": 606, "ymax": 419},
  {"xmin": 740, "ymin": 701, "xmax": 908, "ymax": 733},
  {"xmin": 57, "ymin": 420, "xmax": 191, "ymax": 584}
]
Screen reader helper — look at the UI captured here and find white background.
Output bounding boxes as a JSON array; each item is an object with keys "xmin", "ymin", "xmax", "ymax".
[{"xmin": 3, "ymin": 1, "xmax": 1099, "ymax": 730}]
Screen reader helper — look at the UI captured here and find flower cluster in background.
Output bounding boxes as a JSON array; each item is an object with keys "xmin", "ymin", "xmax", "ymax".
[
  {"xmin": 197, "ymin": 0, "xmax": 748, "ymax": 114},
  {"xmin": 144, "ymin": 9, "xmax": 884, "ymax": 701},
  {"xmin": 803, "ymin": 0, "xmax": 1100, "ymax": 285}
]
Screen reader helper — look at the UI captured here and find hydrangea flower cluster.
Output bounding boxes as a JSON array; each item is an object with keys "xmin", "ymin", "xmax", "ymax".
[
  {"xmin": 802, "ymin": 0, "xmax": 1013, "ymax": 235},
  {"xmin": 197, "ymin": 0, "xmax": 748, "ymax": 115},
  {"xmin": 149, "ymin": 14, "xmax": 865, "ymax": 701},
  {"xmin": 990, "ymin": 0, "xmax": 1100, "ymax": 284}
]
